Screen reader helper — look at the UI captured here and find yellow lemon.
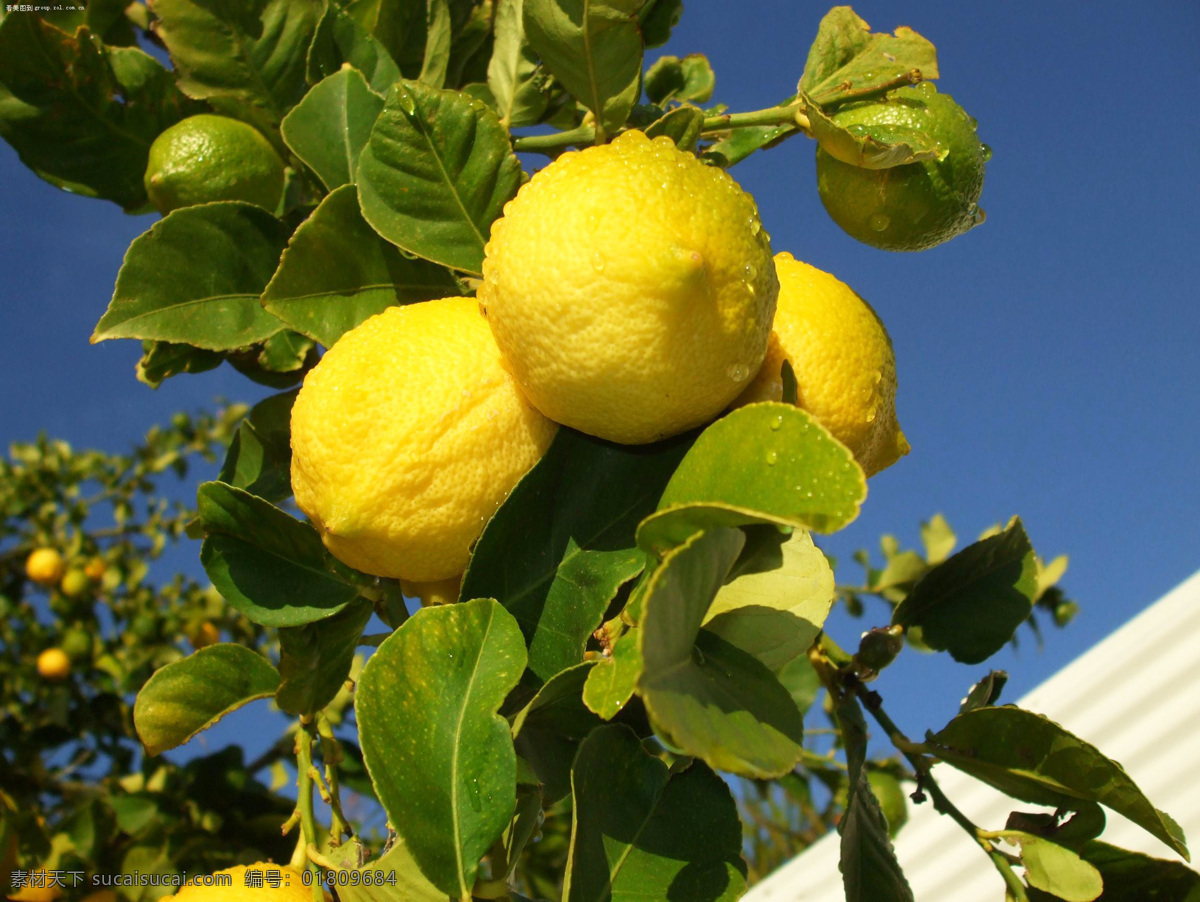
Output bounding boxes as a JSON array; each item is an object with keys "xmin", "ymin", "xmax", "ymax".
[
  {"xmin": 480, "ymin": 130, "xmax": 778, "ymax": 444},
  {"xmin": 7, "ymin": 870, "xmax": 62, "ymax": 901},
  {"xmin": 24, "ymin": 549, "xmax": 64, "ymax": 588},
  {"xmin": 190, "ymin": 621, "xmax": 221, "ymax": 649},
  {"xmin": 735, "ymin": 253, "xmax": 909, "ymax": 476},
  {"xmin": 35, "ymin": 648, "xmax": 71, "ymax": 681},
  {"xmin": 291, "ymin": 298, "xmax": 557, "ymax": 581},
  {"xmin": 164, "ymin": 864, "xmax": 313, "ymax": 900}
]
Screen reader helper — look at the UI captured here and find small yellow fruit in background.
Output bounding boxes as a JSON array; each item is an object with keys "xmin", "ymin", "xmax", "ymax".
[
  {"xmin": 36, "ymin": 648, "xmax": 71, "ymax": 681},
  {"xmin": 83, "ymin": 556, "xmax": 107, "ymax": 581},
  {"xmin": 480, "ymin": 130, "xmax": 778, "ymax": 444},
  {"xmin": 7, "ymin": 870, "xmax": 62, "ymax": 901},
  {"xmin": 191, "ymin": 621, "xmax": 221, "ymax": 649},
  {"xmin": 24, "ymin": 549, "xmax": 64, "ymax": 588},
  {"xmin": 290, "ymin": 298, "xmax": 557, "ymax": 582},
  {"xmin": 80, "ymin": 891, "xmax": 117, "ymax": 902},
  {"xmin": 735, "ymin": 253, "xmax": 909, "ymax": 476},
  {"xmin": 162, "ymin": 863, "xmax": 315, "ymax": 900},
  {"xmin": 59, "ymin": 569, "xmax": 90, "ymax": 598}
]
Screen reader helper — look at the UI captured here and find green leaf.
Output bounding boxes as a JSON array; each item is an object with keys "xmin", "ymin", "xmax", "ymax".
[
  {"xmin": 702, "ymin": 120, "xmax": 796, "ymax": 169},
  {"xmin": 930, "ymin": 706, "xmax": 1190, "ymax": 860},
  {"xmin": 281, "ymin": 67, "xmax": 385, "ymax": 191},
  {"xmin": 339, "ymin": 838, "xmax": 446, "ymax": 902},
  {"xmin": 702, "ymin": 526, "xmax": 835, "ymax": 673},
  {"xmin": 564, "ymin": 724, "xmax": 746, "ymax": 902},
  {"xmin": 1006, "ymin": 833, "xmax": 1102, "ymax": 902},
  {"xmin": 836, "ymin": 697, "xmax": 913, "ymax": 901},
  {"xmin": 419, "ymin": 0, "xmax": 452, "ymax": 87},
  {"xmin": 637, "ymin": 0, "xmax": 681, "ymax": 48},
  {"xmin": 488, "ymin": 0, "xmax": 549, "ymax": 128},
  {"xmin": 93, "ymin": 203, "xmax": 290, "ymax": 351},
  {"xmin": 644, "ymin": 105, "xmax": 705, "ymax": 152},
  {"xmin": 276, "ymin": 599, "xmax": 373, "ymax": 716},
  {"xmin": 892, "ymin": 518, "xmax": 1037, "ymax": 664},
  {"xmin": 638, "ymin": 404, "xmax": 866, "ymax": 556},
  {"xmin": 133, "ymin": 644, "xmax": 280, "ymax": 756},
  {"xmin": 197, "ymin": 481, "xmax": 368, "ymax": 627},
  {"xmin": 512, "ymin": 662, "xmax": 603, "ymax": 803},
  {"xmin": 306, "ymin": 4, "xmax": 402, "ymax": 94},
  {"xmin": 262, "ymin": 185, "xmax": 460, "ymax": 346},
  {"xmin": 136, "ymin": 341, "xmax": 224, "ymax": 387},
  {"xmin": 798, "ymin": 7, "xmax": 939, "ymax": 104},
  {"xmin": 360, "ymin": 0, "xmax": 430, "ymax": 78},
  {"xmin": 151, "ymin": 0, "xmax": 323, "ymax": 126},
  {"xmin": 218, "ymin": 389, "xmax": 298, "ymax": 503},
  {"xmin": 582, "ymin": 630, "xmax": 642, "ymax": 720},
  {"xmin": 638, "ymin": 528, "xmax": 806, "ymax": 778},
  {"xmin": 803, "ymin": 94, "xmax": 943, "ymax": 170},
  {"xmin": 959, "ymin": 670, "xmax": 1007, "ymax": 714},
  {"xmin": 523, "ymin": 0, "xmax": 643, "ymax": 134},
  {"xmin": 357, "ymin": 78, "xmax": 523, "ymax": 275},
  {"xmin": 462, "ymin": 428, "xmax": 692, "ymax": 685},
  {"xmin": 643, "ymin": 54, "xmax": 714, "ymax": 105},
  {"xmin": 356, "ymin": 598, "xmax": 527, "ymax": 898},
  {"xmin": 1027, "ymin": 842, "xmax": 1200, "ymax": 902},
  {"xmin": 0, "ymin": 16, "xmax": 197, "ymax": 210}
]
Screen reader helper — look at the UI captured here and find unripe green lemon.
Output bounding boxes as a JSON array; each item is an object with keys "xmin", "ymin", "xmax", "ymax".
[
  {"xmin": 480, "ymin": 130, "xmax": 778, "ymax": 444},
  {"xmin": 59, "ymin": 568, "xmax": 90, "ymax": 598},
  {"xmin": 144, "ymin": 114, "xmax": 286, "ymax": 214},
  {"xmin": 816, "ymin": 83, "xmax": 987, "ymax": 251},
  {"xmin": 25, "ymin": 548, "xmax": 65, "ymax": 588},
  {"xmin": 61, "ymin": 628, "xmax": 93, "ymax": 662}
]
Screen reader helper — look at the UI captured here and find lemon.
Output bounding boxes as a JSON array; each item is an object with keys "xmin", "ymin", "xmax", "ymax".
[
  {"xmin": 35, "ymin": 648, "xmax": 71, "ymax": 681},
  {"xmin": 24, "ymin": 549, "xmax": 64, "ymax": 588},
  {"xmin": 291, "ymin": 298, "xmax": 557, "ymax": 581},
  {"xmin": 83, "ymin": 556, "xmax": 107, "ymax": 581},
  {"xmin": 144, "ymin": 114, "xmax": 286, "ymax": 214},
  {"xmin": 61, "ymin": 628, "xmax": 93, "ymax": 662},
  {"xmin": 59, "ymin": 569, "xmax": 90, "ymax": 598},
  {"xmin": 480, "ymin": 130, "xmax": 778, "ymax": 445},
  {"xmin": 190, "ymin": 621, "xmax": 221, "ymax": 649},
  {"xmin": 163, "ymin": 864, "xmax": 313, "ymax": 900},
  {"xmin": 735, "ymin": 253, "xmax": 909, "ymax": 476},
  {"xmin": 816, "ymin": 83, "xmax": 987, "ymax": 251},
  {"xmin": 7, "ymin": 871, "xmax": 61, "ymax": 901}
]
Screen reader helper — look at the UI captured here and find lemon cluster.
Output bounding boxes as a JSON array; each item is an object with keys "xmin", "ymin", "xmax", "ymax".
[{"xmin": 289, "ymin": 131, "xmax": 907, "ymax": 595}]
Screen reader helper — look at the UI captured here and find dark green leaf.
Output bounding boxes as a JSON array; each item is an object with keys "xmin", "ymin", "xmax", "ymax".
[
  {"xmin": 931, "ymin": 706, "xmax": 1190, "ymax": 860},
  {"xmin": 804, "ymin": 94, "xmax": 943, "ymax": 170},
  {"xmin": 488, "ymin": 0, "xmax": 548, "ymax": 128},
  {"xmin": 638, "ymin": 528, "xmax": 806, "ymax": 778},
  {"xmin": 512, "ymin": 662, "xmax": 603, "ymax": 802},
  {"xmin": 197, "ymin": 481, "xmax": 368, "ymax": 627},
  {"xmin": 357, "ymin": 78, "xmax": 523, "ymax": 275},
  {"xmin": 892, "ymin": 518, "xmax": 1037, "ymax": 664},
  {"xmin": 0, "ymin": 16, "xmax": 197, "ymax": 209},
  {"xmin": 356, "ymin": 598, "xmax": 527, "ymax": 898},
  {"xmin": 419, "ymin": 0, "xmax": 452, "ymax": 87},
  {"xmin": 582, "ymin": 630, "xmax": 642, "ymax": 720},
  {"xmin": 306, "ymin": 4, "xmax": 402, "ymax": 94},
  {"xmin": 1027, "ymin": 842, "xmax": 1200, "ymax": 901},
  {"xmin": 702, "ymin": 120, "xmax": 796, "ymax": 169},
  {"xmin": 644, "ymin": 105, "xmax": 705, "ymax": 151},
  {"xmin": 219, "ymin": 389, "xmax": 298, "ymax": 503},
  {"xmin": 136, "ymin": 341, "xmax": 224, "ymax": 387},
  {"xmin": 462, "ymin": 427, "xmax": 692, "ymax": 685},
  {"xmin": 799, "ymin": 7, "xmax": 939, "ymax": 104},
  {"xmin": 151, "ymin": 0, "xmax": 323, "ymax": 126},
  {"xmin": 523, "ymin": 0, "xmax": 642, "ymax": 134},
  {"xmin": 133, "ymin": 644, "xmax": 280, "ymax": 756},
  {"xmin": 638, "ymin": 404, "xmax": 866, "ymax": 556},
  {"xmin": 780, "ymin": 358, "xmax": 798, "ymax": 405},
  {"xmin": 1006, "ymin": 832, "xmax": 1103, "ymax": 902},
  {"xmin": 93, "ymin": 203, "xmax": 290, "ymax": 351},
  {"xmin": 446, "ymin": 0, "xmax": 494, "ymax": 88},
  {"xmin": 637, "ymin": 0, "xmax": 681, "ymax": 47},
  {"xmin": 959, "ymin": 670, "xmax": 1007, "ymax": 714},
  {"xmin": 643, "ymin": 54, "xmax": 714, "ymax": 105},
  {"xmin": 276, "ymin": 599, "xmax": 373, "ymax": 715},
  {"xmin": 564, "ymin": 725, "xmax": 746, "ymax": 901},
  {"xmin": 361, "ymin": 0, "xmax": 430, "ymax": 78},
  {"xmin": 262, "ymin": 185, "xmax": 460, "ymax": 346},
  {"xmin": 282, "ymin": 67, "xmax": 385, "ymax": 190}
]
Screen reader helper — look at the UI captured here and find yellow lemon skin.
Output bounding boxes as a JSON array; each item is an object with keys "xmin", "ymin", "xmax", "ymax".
[
  {"xmin": 735, "ymin": 253, "xmax": 909, "ymax": 476},
  {"xmin": 25, "ymin": 549, "xmax": 65, "ymax": 588},
  {"xmin": 36, "ymin": 648, "xmax": 71, "ymax": 681},
  {"xmin": 480, "ymin": 130, "xmax": 778, "ymax": 445},
  {"xmin": 291, "ymin": 298, "xmax": 557, "ymax": 582},
  {"xmin": 7, "ymin": 871, "xmax": 62, "ymax": 901},
  {"xmin": 163, "ymin": 864, "xmax": 314, "ymax": 901}
]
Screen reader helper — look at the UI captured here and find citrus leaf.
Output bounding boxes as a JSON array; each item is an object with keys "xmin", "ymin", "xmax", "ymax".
[
  {"xmin": 799, "ymin": 7, "xmax": 938, "ymax": 104},
  {"xmin": 512, "ymin": 662, "xmax": 603, "ymax": 803},
  {"xmin": 357, "ymin": 78, "xmax": 523, "ymax": 275},
  {"xmin": 920, "ymin": 513, "xmax": 956, "ymax": 564},
  {"xmin": 356, "ymin": 598, "xmax": 527, "ymax": 898},
  {"xmin": 644, "ymin": 105, "xmax": 704, "ymax": 151},
  {"xmin": 0, "ymin": 16, "xmax": 197, "ymax": 210},
  {"xmin": 644, "ymin": 54, "xmax": 714, "ymax": 105},
  {"xmin": 638, "ymin": 528, "xmax": 806, "ymax": 778},
  {"xmin": 638, "ymin": 0, "xmax": 681, "ymax": 48},
  {"xmin": 582, "ymin": 629, "xmax": 642, "ymax": 720},
  {"xmin": 1026, "ymin": 842, "xmax": 1200, "ymax": 902},
  {"xmin": 462, "ymin": 427, "xmax": 692, "ymax": 685},
  {"xmin": 959, "ymin": 669, "xmax": 1007, "ymax": 714},
  {"xmin": 281, "ymin": 67, "xmax": 385, "ymax": 191},
  {"xmin": 891, "ymin": 517, "xmax": 1036, "ymax": 664},
  {"xmin": 563, "ymin": 724, "xmax": 746, "ymax": 902},
  {"xmin": 1006, "ymin": 833, "xmax": 1103, "ymax": 902},
  {"xmin": 523, "ymin": 0, "xmax": 643, "ymax": 135},
  {"xmin": 637, "ymin": 404, "xmax": 866, "ymax": 556},
  {"xmin": 419, "ymin": 0, "xmax": 452, "ymax": 87},
  {"xmin": 702, "ymin": 526, "xmax": 835, "ymax": 673},
  {"xmin": 262, "ymin": 185, "xmax": 460, "ymax": 347},
  {"xmin": 150, "ymin": 0, "xmax": 322, "ymax": 126},
  {"xmin": 488, "ymin": 0, "xmax": 548, "ymax": 128},
  {"xmin": 93, "ymin": 203, "xmax": 290, "ymax": 351},
  {"xmin": 339, "ymin": 838, "xmax": 446, "ymax": 902},
  {"xmin": 306, "ymin": 4, "xmax": 402, "ymax": 94},
  {"xmin": 930, "ymin": 706, "xmax": 1190, "ymax": 860},
  {"xmin": 702, "ymin": 118, "xmax": 796, "ymax": 169},
  {"xmin": 276, "ymin": 599, "xmax": 373, "ymax": 716},
  {"xmin": 218, "ymin": 389, "xmax": 298, "ymax": 503},
  {"xmin": 197, "ymin": 481, "xmax": 369, "ymax": 627},
  {"xmin": 804, "ymin": 93, "xmax": 943, "ymax": 170},
  {"xmin": 133, "ymin": 644, "xmax": 280, "ymax": 756},
  {"xmin": 136, "ymin": 341, "xmax": 224, "ymax": 387}
]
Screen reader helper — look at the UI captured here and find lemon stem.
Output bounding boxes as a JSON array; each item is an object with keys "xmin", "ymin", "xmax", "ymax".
[
  {"xmin": 807, "ymin": 68, "xmax": 924, "ymax": 108},
  {"xmin": 296, "ymin": 717, "xmax": 326, "ymax": 901},
  {"xmin": 317, "ymin": 713, "xmax": 353, "ymax": 844}
]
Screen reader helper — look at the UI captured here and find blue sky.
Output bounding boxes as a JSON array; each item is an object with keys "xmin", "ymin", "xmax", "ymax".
[{"xmin": 2, "ymin": 2, "xmax": 1198, "ymax": 762}]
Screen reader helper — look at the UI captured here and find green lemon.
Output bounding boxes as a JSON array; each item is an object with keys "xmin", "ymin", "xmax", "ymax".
[
  {"xmin": 144, "ymin": 114, "xmax": 286, "ymax": 214},
  {"xmin": 816, "ymin": 83, "xmax": 987, "ymax": 251},
  {"xmin": 61, "ymin": 628, "xmax": 93, "ymax": 662}
]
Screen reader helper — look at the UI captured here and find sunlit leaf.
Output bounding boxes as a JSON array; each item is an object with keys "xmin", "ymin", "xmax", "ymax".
[{"xmin": 282, "ymin": 67, "xmax": 385, "ymax": 190}]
